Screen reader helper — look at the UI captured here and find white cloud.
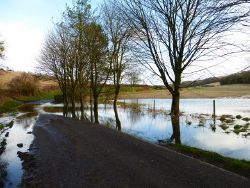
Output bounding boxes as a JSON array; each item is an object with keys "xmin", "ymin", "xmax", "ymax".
[{"xmin": 0, "ymin": 22, "xmax": 44, "ymax": 72}]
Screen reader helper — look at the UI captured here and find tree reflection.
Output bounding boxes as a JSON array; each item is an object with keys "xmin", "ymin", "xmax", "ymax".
[
  {"xmin": 16, "ymin": 113, "xmax": 38, "ymax": 130},
  {"xmin": 114, "ymin": 105, "xmax": 121, "ymax": 131},
  {"xmin": 0, "ymin": 160, "xmax": 7, "ymax": 187}
]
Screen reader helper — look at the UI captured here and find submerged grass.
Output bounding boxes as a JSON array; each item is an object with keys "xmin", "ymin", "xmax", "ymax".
[
  {"xmin": 0, "ymin": 124, "xmax": 4, "ymax": 130},
  {"xmin": 220, "ymin": 124, "xmax": 229, "ymax": 130},
  {"xmin": 166, "ymin": 144, "xmax": 250, "ymax": 178}
]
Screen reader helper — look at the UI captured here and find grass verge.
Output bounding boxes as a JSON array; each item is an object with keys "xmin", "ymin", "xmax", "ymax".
[
  {"xmin": 19, "ymin": 90, "xmax": 61, "ymax": 102},
  {"xmin": 166, "ymin": 144, "xmax": 250, "ymax": 178},
  {"xmin": 0, "ymin": 100, "xmax": 22, "ymax": 114}
]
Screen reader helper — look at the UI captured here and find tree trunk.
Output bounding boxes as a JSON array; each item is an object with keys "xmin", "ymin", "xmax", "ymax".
[
  {"xmin": 90, "ymin": 87, "xmax": 93, "ymax": 123},
  {"xmin": 63, "ymin": 100, "xmax": 69, "ymax": 117},
  {"xmin": 113, "ymin": 86, "xmax": 121, "ymax": 131},
  {"xmin": 93, "ymin": 96, "xmax": 99, "ymax": 124},
  {"xmin": 80, "ymin": 92, "xmax": 85, "ymax": 120},
  {"xmin": 62, "ymin": 88, "xmax": 68, "ymax": 117},
  {"xmin": 171, "ymin": 90, "xmax": 181, "ymax": 144},
  {"xmin": 71, "ymin": 97, "xmax": 76, "ymax": 118}
]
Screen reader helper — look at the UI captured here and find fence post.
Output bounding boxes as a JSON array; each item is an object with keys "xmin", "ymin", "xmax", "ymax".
[
  {"xmin": 213, "ymin": 99, "xmax": 216, "ymax": 125},
  {"xmin": 154, "ymin": 100, "xmax": 155, "ymax": 113},
  {"xmin": 213, "ymin": 100, "xmax": 216, "ymax": 117}
]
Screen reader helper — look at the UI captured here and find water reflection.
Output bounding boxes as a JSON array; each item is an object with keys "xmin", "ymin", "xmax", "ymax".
[
  {"xmin": 0, "ymin": 112, "xmax": 37, "ymax": 187},
  {"xmin": 15, "ymin": 113, "xmax": 38, "ymax": 130},
  {"xmin": 128, "ymin": 110, "xmax": 143, "ymax": 125},
  {"xmin": 124, "ymin": 98, "xmax": 250, "ymax": 116},
  {"xmin": 0, "ymin": 161, "xmax": 7, "ymax": 187}
]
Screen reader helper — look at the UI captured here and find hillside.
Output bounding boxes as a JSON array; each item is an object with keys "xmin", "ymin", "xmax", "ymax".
[
  {"xmin": 0, "ymin": 69, "xmax": 57, "ymax": 90},
  {"xmin": 0, "ymin": 69, "xmax": 249, "ymax": 101},
  {"xmin": 182, "ymin": 70, "xmax": 250, "ymax": 87}
]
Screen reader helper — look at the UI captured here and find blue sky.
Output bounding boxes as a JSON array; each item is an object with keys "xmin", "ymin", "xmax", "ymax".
[
  {"xmin": 0, "ymin": 0, "xmax": 100, "ymax": 72},
  {"xmin": 0, "ymin": 0, "xmax": 67, "ymax": 30},
  {"xmin": 0, "ymin": 0, "xmax": 249, "ymax": 79}
]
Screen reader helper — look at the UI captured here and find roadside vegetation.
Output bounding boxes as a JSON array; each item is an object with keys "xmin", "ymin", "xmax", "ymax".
[
  {"xmin": 0, "ymin": 70, "xmax": 60, "ymax": 115},
  {"xmin": 166, "ymin": 144, "xmax": 250, "ymax": 178}
]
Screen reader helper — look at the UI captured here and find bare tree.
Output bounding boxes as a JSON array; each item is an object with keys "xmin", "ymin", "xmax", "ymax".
[
  {"xmin": 127, "ymin": 70, "xmax": 141, "ymax": 87},
  {"xmin": 39, "ymin": 23, "xmax": 71, "ymax": 116},
  {"xmin": 102, "ymin": 0, "xmax": 132, "ymax": 130},
  {"xmin": 40, "ymin": 0, "xmax": 95, "ymax": 119},
  {"xmin": 120, "ymin": 0, "xmax": 250, "ymax": 143}
]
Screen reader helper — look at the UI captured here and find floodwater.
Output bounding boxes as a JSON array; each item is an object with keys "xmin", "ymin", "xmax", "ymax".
[
  {"xmin": 0, "ymin": 113, "xmax": 36, "ymax": 187},
  {"xmin": 124, "ymin": 98, "xmax": 250, "ymax": 116},
  {"xmin": 41, "ymin": 98, "xmax": 250, "ymax": 160},
  {"xmin": 0, "ymin": 98, "xmax": 250, "ymax": 186}
]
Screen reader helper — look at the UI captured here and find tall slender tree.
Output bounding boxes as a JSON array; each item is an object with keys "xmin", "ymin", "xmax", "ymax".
[
  {"xmin": 62, "ymin": 0, "xmax": 92, "ymax": 118},
  {"xmin": 40, "ymin": 0, "xmax": 93, "ymax": 118},
  {"xmin": 85, "ymin": 22, "xmax": 109, "ymax": 123},
  {"xmin": 102, "ymin": 0, "xmax": 132, "ymax": 130},
  {"xmin": 39, "ymin": 23, "xmax": 71, "ymax": 116}
]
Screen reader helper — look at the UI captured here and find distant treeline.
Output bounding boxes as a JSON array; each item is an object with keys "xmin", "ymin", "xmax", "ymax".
[
  {"xmin": 181, "ymin": 71, "xmax": 250, "ymax": 87},
  {"xmin": 220, "ymin": 71, "xmax": 250, "ymax": 85},
  {"xmin": 181, "ymin": 77, "xmax": 220, "ymax": 87}
]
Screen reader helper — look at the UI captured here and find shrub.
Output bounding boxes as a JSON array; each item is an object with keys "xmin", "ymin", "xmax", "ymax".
[
  {"xmin": 236, "ymin": 115, "xmax": 242, "ymax": 119},
  {"xmin": 8, "ymin": 73, "xmax": 39, "ymax": 96},
  {"xmin": 242, "ymin": 117, "xmax": 250, "ymax": 122},
  {"xmin": 234, "ymin": 125, "xmax": 241, "ymax": 130}
]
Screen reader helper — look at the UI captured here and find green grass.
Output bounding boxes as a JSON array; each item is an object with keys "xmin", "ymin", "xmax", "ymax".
[
  {"xmin": 220, "ymin": 124, "xmax": 229, "ymax": 130},
  {"xmin": 120, "ymin": 86, "xmax": 146, "ymax": 92},
  {"xmin": 0, "ymin": 100, "xmax": 22, "ymax": 114},
  {"xmin": 20, "ymin": 90, "xmax": 61, "ymax": 102},
  {"xmin": 167, "ymin": 144, "xmax": 250, "ymax": 178},
  {"xmin": 102, "ymin": 86, "xmax": 147, "ymax": 95},
  {"xmin": 0, "ymin": 124, "xmax": 4, "ymax": 130}
]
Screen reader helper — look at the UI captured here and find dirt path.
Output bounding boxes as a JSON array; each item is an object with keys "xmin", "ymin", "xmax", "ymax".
[{"xmin": 23, "ymin": 114, "xmax": 250, "ymax": 188}]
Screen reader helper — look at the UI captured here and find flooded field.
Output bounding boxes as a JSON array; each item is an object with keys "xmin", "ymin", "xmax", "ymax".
[
  {"xmin": 0, "ymin": 98, "xmax": 250, "ymax": 187},
  {"xmin": 41, "ymin": 98, "xmax": 250, "ymax": 160}
]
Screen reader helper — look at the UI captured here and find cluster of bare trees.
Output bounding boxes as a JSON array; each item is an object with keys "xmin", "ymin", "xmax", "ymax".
[
  {"xmin": 39, "ymin": 0, "xmax": 132, "ymax": 126},
  {"xmin": 40, "ymin": 0, "xmax": 250, "ymax": 143},
  {"xmin": 40, "ymin": 0, "xmax": 109, "ymax": 122}
]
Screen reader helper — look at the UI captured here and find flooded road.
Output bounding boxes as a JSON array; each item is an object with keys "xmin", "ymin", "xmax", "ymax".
[{"xmin": 0, "ymin": 98, "xmax": 250, "ymax": 187}]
